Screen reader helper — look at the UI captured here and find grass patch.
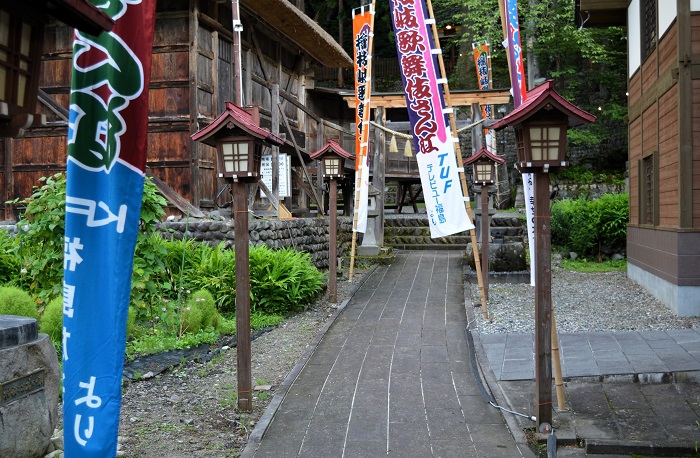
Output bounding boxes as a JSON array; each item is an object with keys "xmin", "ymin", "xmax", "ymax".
[
  {"xmin": 250, "ymin": 312, "xmax": 284, "ymax": 329},
  {"xmin": 560, "ymin": 257, "xmax": 626, "ymax": 273}
]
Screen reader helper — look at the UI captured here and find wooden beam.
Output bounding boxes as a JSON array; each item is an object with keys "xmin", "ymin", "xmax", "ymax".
[
  {"xmin": 252, "ymin": 74, "xmax": 320, "ymax": 122},
  {"xmin": 146, "ymin": 171, "xmax": 205, "ymax": 218},
  {"xmin": 278, "ymin": 102, "xmax": 324, "ymax": 214},
  {"xmin": 342, "ymin": 89, "xmax": 512, "ymax": 109}
]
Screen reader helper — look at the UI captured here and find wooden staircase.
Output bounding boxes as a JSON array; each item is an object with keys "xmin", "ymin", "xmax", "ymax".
[{"xmin": 383, "ymin": 213, "xmax": 525, "ymax": 250}]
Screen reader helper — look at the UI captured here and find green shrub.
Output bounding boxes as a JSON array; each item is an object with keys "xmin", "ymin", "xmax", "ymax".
[
  {"xmin": 185, "ymin": 243, "xmax": 238, "ymax": 313},
  {"xmin": 551, "ymin": 193, "xmax": 629, "ymax": 257},
  {"xmin": 39, "ymin": 296, "xmax": 63, "ymax": 343},
  {"xmin": 597, "ymin": 192, "xmax": 629, "ymax": 251},
  {"xmin": 10, "ymin": 174, "xmax": 67, "ymax": 305},
  {"xmin": 10, "ymin": 173, "xmax": 167, "ymax": 306},
  {"xmin": 249, "ymin": 244, "xmax": 324, "ymax": 315},
  {"xmin": 131, "ymin": 233, "xmax": 172, "ymax": 321},
  {"xmin": 0, "ymin": 286, "xmax": 39, "ymax": 319},
  {"xmin": 186, "ymin": 289, "xmax": 218, "ymax": 329},
  {"xmin": 180, "ymin": 303, "xmax": 204, "ymax": 334},
  {"xmin": 216, "ymin": 315, "xmax": 236, "ymax": 335},
  {"xmin": 0, "ymin": 234, "xmax": 20, "ymax": 285}
]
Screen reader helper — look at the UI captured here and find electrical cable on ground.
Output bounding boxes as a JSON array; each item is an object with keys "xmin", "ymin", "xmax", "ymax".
[{"xmin": 465, "ymin": 320, "xmax": 536, "ymax": 422}]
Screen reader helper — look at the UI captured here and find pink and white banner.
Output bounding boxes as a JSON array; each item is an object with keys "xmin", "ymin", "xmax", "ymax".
[{"xmin": 389, "ymin": 0, "xmax": 473, "ymax": 237}]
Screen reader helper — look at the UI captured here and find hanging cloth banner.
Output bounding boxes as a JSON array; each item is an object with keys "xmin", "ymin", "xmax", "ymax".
[
  {"xmin": 504, "ymin": 0, "xmax": 527, "ymax": 106},
  {"xmin": 472, "ymin": 42, "xmax": 493, "ymax": 117},
  {"xmin": 352, "ymin": 5, "xmax": 373, "ymax": 233},
  {"xmin": 472, "ymin": 42, "xmax": 497, "ymax": 152},
  {"xmin": 63, "ymin": 0, "xmax": 156, "ymax": 455},
  {"xmin": 502, "ymin": 0, "xmax": 535, "ymax": 284},
  {"xmin": 389, "ymin": 0, "xmax": 473, "ymax": 238}
]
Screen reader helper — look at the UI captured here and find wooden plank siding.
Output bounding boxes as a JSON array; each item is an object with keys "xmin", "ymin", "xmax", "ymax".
[
  {"xmin": 629, "ymin": 117, "xmax": 642, "ymax": 223},
  {"xmin": 1, "ymin": 0, "xmax": 348, "ymax": 218},
  {"xmin": 658, "ymin": 20, "xmax": 677, "ymax": 75},
  {"xmin": 658, "ymin": 84, "xmax": 679, "ymax": 230},
  {"xmin": 694, "ymin": 78, "xmax": 700, "ymax": 228},
  {"xmin": 642, "ymin": 49, "xmax": 659, "ymax": 90},
  {"xmin": 628, "ymin": 71, "xmax": 642, "ymax": 113},
  {"xmin": 642, "ymin": 103, "xmax": 658, "ymax": 155},
  {"xmin": 691, "ymin": 13, "xmax": 700, "ymax": 54}
]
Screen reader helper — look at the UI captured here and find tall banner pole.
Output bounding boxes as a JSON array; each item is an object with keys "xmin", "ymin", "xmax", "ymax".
[
  {"xmin": 427, "ymin": 0, "xmax": 488, "ymax": 316},
  {"xmin": 499, "ymin": 0, "xmax": 565, "ymax": 413},
  {"xmin": 388, "ymin": 0, "xmax": 474, "ymax": 236},
  {"xmin": 500, "ymin": 0, "xmax": 535, "ymax": 286},
  {"xmin": 63, "ymin": 0, "xmax": 156, "ymax": 455},
  {"xmin": 473, "ymin": 42, "xmax": 502, "ymax": 205},
  {"xmin": 389, "ymin": 0, "xmax": 485, "ymax": 314},
  {"xmin": 349, "ymin": 3, "xmax": 375, "ymax": 281}
]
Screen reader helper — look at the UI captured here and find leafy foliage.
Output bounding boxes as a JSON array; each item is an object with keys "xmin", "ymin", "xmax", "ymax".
[
  {"xmin": 39, "ymin": 296, "xmax": 63, "ymax": 343},
  {"xmin": 8, "ymin": 173, "xmax": 67, "ymax": 305},
  {"xmin": 9, "ymin": 173, "xmax": 167, "ymax": 306},
  {"xmin": 249, "ymin": 244, "xmax": 325, "ymax": 315},
  {"xmin": 5, "ymin": 172, "xmax": 326, "ymax": 359},
  {"xmin": 0, "ymin": 233, "xmax": 20, "ymax": 285},
  {"xmin": 185, "ymin": 243, "xmax": 238, "ymax": 313},
  {"xmin": 551, "ymin": 193, "xmax": 629, "ymax": 257},
  {"xmin": 0, "ymin": 285, "xmax": 39, "ymax": 319}
]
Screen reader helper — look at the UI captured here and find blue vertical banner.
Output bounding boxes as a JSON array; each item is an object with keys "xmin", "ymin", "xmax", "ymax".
[
  {"xmin": 63, "ymin": 0, "xmax": 156, "ymax": 456},
  {"xmin": 505, "ymin": 0, "xmax": 527, "ymax": 106}
]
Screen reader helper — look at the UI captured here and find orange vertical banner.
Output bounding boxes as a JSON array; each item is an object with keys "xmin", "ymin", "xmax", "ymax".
[{"xmin": 352, "ymin": 5, "xmax": 373, "ymax": 233}]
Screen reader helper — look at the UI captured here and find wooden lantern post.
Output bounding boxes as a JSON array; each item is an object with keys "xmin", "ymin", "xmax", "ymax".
[
  {"xmin": 491, "ymin": 81, "xmax": 595, "ymax": 429},
  {"xmin": 310, "ymin": 140, "xmax": 354, "ymax": 303},
  {"xmin": 191, "ymin": 103, "xmax": 283, "ymax": 411},
  {"xmin": 463, "ymin": 146, "xmax": 505, "ymax": 300}
]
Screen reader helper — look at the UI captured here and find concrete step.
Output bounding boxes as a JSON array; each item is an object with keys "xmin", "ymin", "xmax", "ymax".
[{"xmin": 386, "ymin": 243, "xmax": 470, "ymax": 251}]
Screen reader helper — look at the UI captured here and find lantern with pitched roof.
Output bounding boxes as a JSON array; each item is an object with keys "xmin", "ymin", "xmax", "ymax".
[
  {"xmin": 310, "ymin": 140, "xmax": 354, "ymax": 303},
  {"xmin": 191, "ymin": 102, "xmax": 283, "ymax": 182},
  {"xmin": 491, "ymin": 80, "xmax": 595, "ymax": 173},
  {"xmin": 463, "ymin": 146, "xmax": 506, "ymax": 186}
]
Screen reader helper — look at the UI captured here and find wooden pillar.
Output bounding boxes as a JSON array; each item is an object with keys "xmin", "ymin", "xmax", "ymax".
[
  {"xmin": 534, "ymin": 171, "xmax": 552, "ymax": 428},
  {"xmin": 231, "ymin": 0, "xmax": 243, "ymax": 106},
  {"xmin": 232, "ymin": 181, "xmax": 252, "ymax": 412},
  {"xmin": 481, "ymin": 185, "xmax": 489, "ymax": 301},
  {"xmin": 3, "ymin": 138, "xmax": 13, "ymax": 221},
  {"xmin": 373, "ymin": 106, "xmax": 385, "ymax": 244},
  {"xmin": 316, "ymin": 125, "xmax": 325, "ymax": 215},
  {"xmin": 329, "ymin": 178, "xmax": 337, "ymax": 303},
  {"xmin": 272, "ymin": 84, "xmax": 280, "ymax": 207}
]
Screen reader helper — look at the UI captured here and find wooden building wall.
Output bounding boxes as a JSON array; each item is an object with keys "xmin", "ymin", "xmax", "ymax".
[
  {"xmin": 694, "ymin": 78, "xmax": 700, "ymax": 228},
  {"xmin": 1, "ymin": 0, "xmax": 330, "ymax": 219},
  {"xmin": 693, "ymin": 14, "xmax": 700, "ymax": 228},
  {"xmin": 628, "ymin": 19, "xmax": 682, "ymax": 229}
]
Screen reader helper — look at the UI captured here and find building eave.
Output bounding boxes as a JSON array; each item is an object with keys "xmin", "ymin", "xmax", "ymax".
[{"xmin": 241, "ymin": 0, "xmax": 352, "ymax": 68}]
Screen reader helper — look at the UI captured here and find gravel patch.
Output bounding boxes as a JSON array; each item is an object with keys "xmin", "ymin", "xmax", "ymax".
[{"xmin": 471, "ymin": 262, "xmax": 700, "ymax": 334}]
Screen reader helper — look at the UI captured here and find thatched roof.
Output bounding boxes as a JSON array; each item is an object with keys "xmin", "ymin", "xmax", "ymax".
[{"xmin": 241, "ymin": 0, "xmax": 352, "ymax": 68}]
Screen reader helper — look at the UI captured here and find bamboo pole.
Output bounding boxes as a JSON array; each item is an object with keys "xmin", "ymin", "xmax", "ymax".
[
  {"xmin": 551, "ymin": 309, "xmax": 566, "ymax": 411},
  {"xmin": 425, "ymin": 0, "xmax": 489, "ymax": 319},
  {"xmin": 349, "ymin": 1, "xmax": 376, "ymax": 282}
]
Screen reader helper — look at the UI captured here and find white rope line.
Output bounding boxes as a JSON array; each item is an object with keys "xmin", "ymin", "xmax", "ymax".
[{"xmin": 369, "ymin": 118, "xmax": 486, "ymax": 138}]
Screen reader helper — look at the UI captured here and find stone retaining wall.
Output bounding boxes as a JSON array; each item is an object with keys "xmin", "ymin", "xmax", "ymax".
[{"xmin": 158, "ymin": 217, "xmax": 354, "ymax": 269}]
